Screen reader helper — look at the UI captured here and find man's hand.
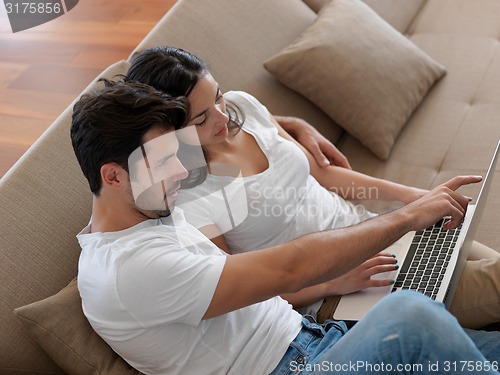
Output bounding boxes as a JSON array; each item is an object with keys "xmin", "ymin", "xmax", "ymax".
[
  {"xmin": 274, "ymin": 115, "xmax": 352, "ymax": 169},
  {"xmin": 402, "ymin": 175, "xmax": 482, "ymax": 232}
]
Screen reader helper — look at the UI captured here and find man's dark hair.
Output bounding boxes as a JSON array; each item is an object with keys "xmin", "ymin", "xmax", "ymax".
[{"xmin": 71, "ymin": 78, "xmax": 190, "ymax": 195}]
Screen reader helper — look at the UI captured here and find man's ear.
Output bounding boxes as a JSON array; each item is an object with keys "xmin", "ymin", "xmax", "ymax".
[{"xmin": 100, "ymin": 163, "xmax": 127, "ymax": 190}]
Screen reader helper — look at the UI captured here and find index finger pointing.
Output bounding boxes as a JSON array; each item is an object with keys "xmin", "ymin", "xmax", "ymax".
[{"xmin": 443, "ymin": 175, "xmax": 482, "ymax": 192}]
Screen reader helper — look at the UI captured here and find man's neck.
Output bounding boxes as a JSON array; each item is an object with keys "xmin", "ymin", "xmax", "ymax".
[{"xmin": 90, "ymin": 196, "xmax": 147, "ymax": 233}]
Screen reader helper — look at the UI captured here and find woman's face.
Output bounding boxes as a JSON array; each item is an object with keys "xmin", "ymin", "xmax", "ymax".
[{"xmin": 186, "ymin": 73, "xmax": 229, "ymax": 146}]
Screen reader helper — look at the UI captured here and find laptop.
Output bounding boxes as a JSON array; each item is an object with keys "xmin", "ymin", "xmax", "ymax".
[{"xmin": 333, "ymin": 140, "xmax": 500, "ymax": 321}]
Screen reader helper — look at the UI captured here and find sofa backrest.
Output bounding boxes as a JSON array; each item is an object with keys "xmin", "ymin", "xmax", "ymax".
[
  {"xmin": 130, "ymin": 0, "xmax": 345, "ymax": 144},
  {"xmin": 303, "ymin": 0, "xmax": 427, "ymax": 34}
]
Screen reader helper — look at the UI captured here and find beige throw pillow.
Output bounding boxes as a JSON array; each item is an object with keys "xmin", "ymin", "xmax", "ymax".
[
  {"xmin": 264, "ymin": 0, "xmax": 446, "ymax": 159},
  {"xmin": 14, "ymin": 278, "xmax": 143, "ymax": 375}
]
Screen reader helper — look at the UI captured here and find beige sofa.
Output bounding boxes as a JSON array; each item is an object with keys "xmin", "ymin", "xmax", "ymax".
[{"xmin": 1, "ymin": 0, "xmax": 499, "ymax": 373}]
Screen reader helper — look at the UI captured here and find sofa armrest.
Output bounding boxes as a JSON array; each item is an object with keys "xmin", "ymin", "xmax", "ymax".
[{"xmin": 0, "ymin": 60, "xmax": 130, "ymax": 374}]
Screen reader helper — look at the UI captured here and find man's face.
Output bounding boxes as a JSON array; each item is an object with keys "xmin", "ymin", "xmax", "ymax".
[{"xmin": 127, "ymin": 127, "xmax": 188, "ymax": 218}]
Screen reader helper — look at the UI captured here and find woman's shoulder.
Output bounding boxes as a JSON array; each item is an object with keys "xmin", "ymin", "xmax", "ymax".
[
  {"xmin": 224, "ymin": 90, "xmax": 258, "ymax": 104},
  {"xmin": 224, "ymin": 91, "xmax": 275, "ymax": 131},
  {"xmin": 224, "ymin": 91, "xmax": 268, "ymax": 115}
]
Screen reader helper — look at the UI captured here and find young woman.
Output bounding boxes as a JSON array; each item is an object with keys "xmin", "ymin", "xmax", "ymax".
[{"xmin": 128, "ymin": 46, "xmax": 500, "ymax": 328}]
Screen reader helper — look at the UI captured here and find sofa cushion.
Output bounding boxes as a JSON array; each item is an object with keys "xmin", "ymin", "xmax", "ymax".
[
  {"xmin": 264, "ymin": 0, "xmax": 445, "ymax": 160},
  {"xmin": 14, "ymin": 278, "xmax": 143, "ymax": 375}
]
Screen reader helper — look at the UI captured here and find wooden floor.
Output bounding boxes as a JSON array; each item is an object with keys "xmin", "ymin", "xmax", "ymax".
[{"xmin": 0, "ymin": 0, "xmax": 177, "ymax": 178}]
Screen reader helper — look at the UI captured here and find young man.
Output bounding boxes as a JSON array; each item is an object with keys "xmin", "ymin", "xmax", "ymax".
[{"xmin": 72, "ymin": 79, "xmax": 500, "ymax": 375}]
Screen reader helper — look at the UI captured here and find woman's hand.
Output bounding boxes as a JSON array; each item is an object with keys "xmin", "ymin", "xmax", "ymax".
[
  {"xmin": 323, "ymin": 253, "xmax": 399, "ymax": 295},
  {"xmin": 274, "ymin": 115, "xmax": 351, "ymax": 169}
]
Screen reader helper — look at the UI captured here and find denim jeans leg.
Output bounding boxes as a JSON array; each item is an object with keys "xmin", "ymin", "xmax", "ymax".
[
  {"xmin": 303, "ymin": 291, "xmax": 499, "ymax": 374},
  {"xmin": 269, "ymin": 316, "xmax": 347, "ymax": 375},
  {"xmin": 463, "ymin": 327, "xmax": 500, "ymax": 363}
]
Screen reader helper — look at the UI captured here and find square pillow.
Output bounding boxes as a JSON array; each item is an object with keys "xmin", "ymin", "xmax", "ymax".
[
  {"xmin": 14, "ymin": 278, "xmax": 143, "ymax": 375},
  {"xmin": 264, "ymin": 0, "xmax": 446, "ymax": 160}
]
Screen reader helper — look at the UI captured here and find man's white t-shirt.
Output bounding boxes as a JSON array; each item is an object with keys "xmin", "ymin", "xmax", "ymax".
[{"xmin": 77, "ymin": 208, "xmax": 302, "ymax": 375}]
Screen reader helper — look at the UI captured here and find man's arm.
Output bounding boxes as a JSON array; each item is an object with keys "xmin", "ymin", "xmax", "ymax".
[
  {"xmin": 203, "ymin": 176, "xmax": 479, "ymax": 319},
  {"xmin": 274, "ymin": 115, "xmax": 352, "ymax": 169},
  {"xmin": 197, "ymin": 228, "xmax": 398, "ymax": 308}
]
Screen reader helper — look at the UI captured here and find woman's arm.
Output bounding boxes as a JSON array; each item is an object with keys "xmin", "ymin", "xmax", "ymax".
[
  {"xmin": 274, "ymin": 115, "xmax": 352, "ymax": 170},
  {"xmin": 271, "ymin": 115, "xmax": 428, "ymax": 204}
]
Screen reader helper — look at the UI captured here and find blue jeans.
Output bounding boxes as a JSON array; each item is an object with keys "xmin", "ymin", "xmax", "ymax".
[{"xmin": 271, "ymin": 291, "xmax": 500, "ymax": 374}]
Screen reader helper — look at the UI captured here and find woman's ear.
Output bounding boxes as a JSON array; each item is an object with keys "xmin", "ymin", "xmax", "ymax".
[{"xmin": 100, "ymin": 163, "xmax": 126, "ymax": 190}]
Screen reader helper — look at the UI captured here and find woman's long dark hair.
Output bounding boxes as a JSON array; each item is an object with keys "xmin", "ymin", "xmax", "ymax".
[{"xmin": 128, "ymin": 46, "xmax": 244, "ymax": 188}]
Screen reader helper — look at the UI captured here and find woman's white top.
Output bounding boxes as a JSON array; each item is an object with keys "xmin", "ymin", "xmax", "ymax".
[{"xmin": 177, "ymin": 91, "xmax": 373, "ymax": 314}]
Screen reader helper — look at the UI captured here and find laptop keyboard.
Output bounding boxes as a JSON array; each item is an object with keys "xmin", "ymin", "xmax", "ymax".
[{"xmin": 392, "ymin": 220, "xmax": 463, "ymax": 299}]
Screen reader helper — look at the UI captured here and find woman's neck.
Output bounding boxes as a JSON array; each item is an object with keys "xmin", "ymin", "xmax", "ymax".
[{"xmin": 204, "ymin": 129, "xmax": 239, "ymax": 164}]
